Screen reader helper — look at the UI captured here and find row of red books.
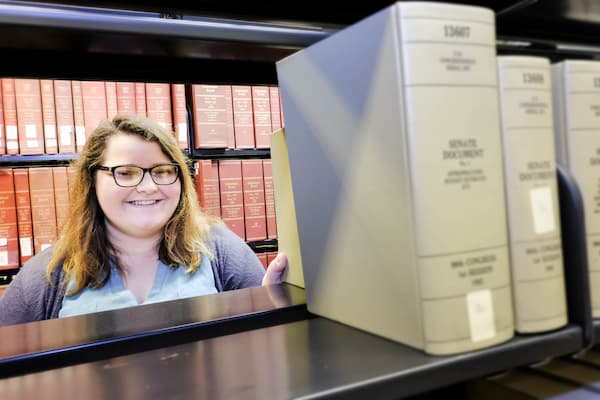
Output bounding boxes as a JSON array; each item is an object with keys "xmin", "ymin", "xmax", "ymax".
[
  {"xmin": 194, "ymin": 159, "xmax": 277, "ymax": 243},
  {"xmin": 0, "ymin": 160, "xmax": 278, "ymax": 271},
  {"xmin": 0, "ymin": 79, "xmax": 284, "ymax": 155}
]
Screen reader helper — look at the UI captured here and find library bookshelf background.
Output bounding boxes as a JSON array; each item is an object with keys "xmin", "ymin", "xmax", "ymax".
[
  {"xmin": 2, "ymin": 0, "xmax": 600, "ymax": 399},
  {"xmin": 0, "ymin": 80, "xmax": 282, "ymax": 286}
]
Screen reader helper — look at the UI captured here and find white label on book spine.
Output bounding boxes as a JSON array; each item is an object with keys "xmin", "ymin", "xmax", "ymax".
[
  {"xmin": 19, "ymin": 237, "xmax": 32, "ymax": 257},
  {"xmin": 44, "ymin": 125, "xmax": 56, "ymax": 138},
  {"xmin": 530, "ymin": 186, "xmax": 555, "ymax": 234},
  {"xmin": 6, "ymin": 126, "xmax": 17, "ymax": 139},
  {"xmin": 6, "ymin": 142, "xmax": 18, "ymax": 150},
  {"xmin": 41, "ymin": 243, "xmax": 51, "ymax": 251},
  {"xmin": 178, "ymin": 123, "xmax": 187, "ymax": 141},
  {"xmin": 25, "ymin": 124, "xmax": 37, "ymax": 138},
  {"xmin": 0, "ymin": 238, "xmax": 7, "ymax": 246},
  {"xmin": 60, "ymin": 128, "xmax": 72, "ymax": 145},
  {"xmin": 75, "ymin": 126, "xmax": 85, "ymax": 145},
  {"xmin": 466, "ymin": 289, "xmax": 495, "ymax": 342},
  {"xmin": 0, "ymin": 251, "xmax": 7, "ymax": 266},
  {"xmin": 26, "ymin": 140, "xmax": 39, "ymax": 148}
]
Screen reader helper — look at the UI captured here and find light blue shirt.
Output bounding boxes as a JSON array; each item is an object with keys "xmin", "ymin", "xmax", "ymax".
[{"xmin": 59, "ymin": 255, "xmax": 217, "ymax": 317}]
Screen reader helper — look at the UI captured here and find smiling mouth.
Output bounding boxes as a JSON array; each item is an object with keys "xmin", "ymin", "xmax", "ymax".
[{"xmin": 128, "ymin": 200, "xmax": 160, "ymax": 206}]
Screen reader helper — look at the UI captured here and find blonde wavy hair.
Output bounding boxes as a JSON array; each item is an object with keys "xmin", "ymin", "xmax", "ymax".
[{"xmin": 47, "ymin": 114, "xmax": 215, "ymax": 295}]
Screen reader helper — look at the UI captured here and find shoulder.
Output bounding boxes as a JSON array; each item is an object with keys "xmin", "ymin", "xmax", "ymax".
[
  {"xmin": 17, "ymin": 246, "xmax": 60, "ymax": 286},
  {"xmin": 207, "ymin": 222, "xmax": 264, "ymax": 290},
  {"xmin": 0, "ymin": 246, "xmax": 64, "ymax": 326}
]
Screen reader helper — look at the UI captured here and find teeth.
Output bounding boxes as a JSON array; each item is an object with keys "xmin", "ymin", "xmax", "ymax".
[{"xmin": 129, "ymin": 200, "xmax": 157, "ymax": 206}]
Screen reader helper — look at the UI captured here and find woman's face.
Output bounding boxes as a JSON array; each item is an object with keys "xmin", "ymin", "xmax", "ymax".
[{"xmin": 95, "ymin": 133, "xmax": 181, "ymax": 241}]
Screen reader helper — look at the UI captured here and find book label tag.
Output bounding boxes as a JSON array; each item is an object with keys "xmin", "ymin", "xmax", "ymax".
[
  {"xmin": 530, "ymin": 186, "xmax": 555, "ymax": 234},
  {"xmin": 467, "ymin": 289, "xmax": 496, "ymax": 342}
]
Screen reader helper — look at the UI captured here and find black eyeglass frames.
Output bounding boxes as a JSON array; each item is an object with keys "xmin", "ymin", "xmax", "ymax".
[{"xmin": 96, "ymin": 164, "xmax": 180, "ymax": 187}]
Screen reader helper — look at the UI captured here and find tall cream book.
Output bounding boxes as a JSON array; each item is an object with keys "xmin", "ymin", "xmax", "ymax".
[
  {"xmin": 270, "ymin": 128, "xmax": 304, "ymax": 288},
  {"xmin": 497, "ymin": 56, "xmax": 567, "ymax": 333},
  {"xmin": 276, "ymin": 2, "xmax": 513, "ymax": 355},
  {"xmin": 552, "ymin": 59, "xmax": 600, "ymax": 317}
]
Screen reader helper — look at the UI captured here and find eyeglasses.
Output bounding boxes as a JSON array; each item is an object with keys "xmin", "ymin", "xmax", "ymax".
[{"xmin": 96, "ymin": 164, "xmax": 180, "ymax": 187}]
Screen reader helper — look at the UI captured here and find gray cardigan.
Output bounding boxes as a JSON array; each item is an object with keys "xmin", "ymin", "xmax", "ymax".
[{"xmin": 0, "ymin": 223, "xmax": 265, "ymax": 326}]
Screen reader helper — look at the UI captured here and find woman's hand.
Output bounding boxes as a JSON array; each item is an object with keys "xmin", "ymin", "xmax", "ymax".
[{"xmin": 262, "ymin": 252, "xmax": 288, "ymax": 286}]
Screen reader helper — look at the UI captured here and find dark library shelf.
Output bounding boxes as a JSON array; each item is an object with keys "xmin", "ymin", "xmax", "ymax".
[
  {"xmin": 0, "ymin": 154, "xmax": 78, "ymax": 167},
  {"xmin": 248, "ymin": 239, "xmax": 278, "ymax": 253},
  {"xmin": 191, "ymin": 148, "xmax": 270, "ymax": 159}
]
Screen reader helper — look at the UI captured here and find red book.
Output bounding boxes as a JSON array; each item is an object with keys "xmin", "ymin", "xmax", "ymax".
[
  {"xmin": 225, "ymin": 86, "xmax": 235, "ymax": 148},
  {"xmin": 71, "ymin": 81, "xmax": 86, "ymax": 152},
  {"xmin": 13, "ymin": 169, "xmax": 33, "ymax": 265},
  {"xmin": 0, "ymin": 85, "xmax": 5, "ymax": 155},
  {"xmin": 116, "ymin": 81, "xmax": 136, "ymax": 116},
  {"xmin": 104, "ymin": 81, "xmax": 118, "ymax": 119},
  {"xmin": 269, "ymin": 86, "xmax": 282, "ymax": 131},
  {"xmin": 251, "ymin": 86, "xmax": 272, "ymax": 149},
  {"xmin": 28, "ymin": 167, "xmax": 58, "ymax": 254},
  {"xmin": 262, "ymin": 159, "xmax": 277, "ymax": 239},
  {"xmin": 2, "ymin": 79, "xmax": 19, "ymax": 155},
  {"xmin": 171, "ymin": 84, "xmax": 188, "ymax": 149},
  {"xmin": 81, "ymin": 80, "xmax": 108, "ymax": 147},
  {"xmin": 135, "ymin": 82, "xmax": 147, "ymax": 117},
  {"xmin": 241, "ymin": 160, "xmax": 267, "ymax": 241},
  {"xmin": 14, "ymin": 79, "xmax": 44, "ymax": 155},
  {"xmin": 40, "ymin": 79, "xmax": 58, "ymax": 154},
  {"xmin": 145, "ymin": 83, "xmax": 172, "ymax": 130},
  {"xmin": 218, "ymin": 160, "xmax": 245, "ymax": 240},
  {"xmin": 191, "ymin": 84, "xmax": 229, "ymax": 148},
  {"xmin": 194, "ymin": 160, "xmax": 221, "ymax": 218},
  {"xmin": 231, "ymin": 85, "xmax": 255, "ymax": 148},
  {"xmin": 52, "ymin": 167, "xmax": 69, "ymax": 237},
  {"xmin": 0, "ymin": 169, "xmax": 19, "ymax": 270},
  {"xmin": 53, "ymin": 80, "xmax": 76, "ymax": 154},
  {"xmin": 258, "ymin": 253, "xmax": 268, "ymax": 270}
]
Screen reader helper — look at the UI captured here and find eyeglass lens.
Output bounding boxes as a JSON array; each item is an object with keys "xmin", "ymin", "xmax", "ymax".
[{"xmin": 113, "ymin": 165, "xmax": 178, "ymax": 186}]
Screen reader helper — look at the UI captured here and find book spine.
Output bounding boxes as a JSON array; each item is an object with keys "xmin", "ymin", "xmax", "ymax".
[
  {"xmin": 194, "ymin": 160, "xmax": 221, "ymax": 218},
  {"xmin": 116, "ymin": 81, "xmax": 136, "ymax": 116},
  {"xmin": 251, "ymin": 86, "xmax": 272, "ymax": 148},
  {"xmin": 135, "ymin": 82, "xmax": 147, "ymax": 117},
  {"xmin": 262, "ymin": 159, "xmax": 277, "ymax": 239},
  {"xmin": 53, "ymin": 80, "xmax": 76, "ymax": 154},
  {"xmin": 13, "ymin": 168, "xmax": 33, "ymax": 265},
  {"xmin": 218, "ymin": 160, "xmax": 245, "ymax": 240},
  {"xmin": 398, "ymin": 3, "xmax": 512, "ymax": 354},
  {"xmin": 191, "ymin": 85, "xmax": 229, "ymax": 148},
  {"xmin": 0, "ymin": 169, "xmax": 19, "ymax": 270},
  {"xmin": 232, "ymin": 85, "xmax": 255, "ymax": 148},
  {"xmin": 0, "ymin": 83, "xmax": 5, "ymax": 155},
  {"xmin": 40, "ymin": 79, "xmax": 58, "ymax": 154},
  {"xmin": 2, "ymin": 79, "xmax": 19, "ymax": 155},
  {"xmin": 145, "ymin": 83, "xmax": 172, "ymax": 130},
  {"xmin": 81, "ymin": 80, "xmax": 108, "ymax": 146},
  {"xmin": 269, "ymin": 86, "xmax": 282, "ymax": 131},
  {"xmin": 105, "ymin": 81, "xmax": 118, "ymax": 120},
  {"xmin": 14, "ymin": 79, "xmax": 44, "ymax": 155},
  {"xmin": 52, "ymin": 166, "xmax": 70, "ymax": 238},
  {"xmin": 242, "ymin": 159, "xmax": 267, "ymax": 241},
  {"xmin": 552, "ymin": 60, "xmax": 600, "ymax": 317},
  {"xmin": 225, "ymin": 86, "xmax": 235, "ymax": 148},
  {"xmin": 171, "ymin": 83, "xmax": 188, "ymax": 149},
  {"xmin": 71, "ymin": 81, "xmax": 86, "ymax": 152},
  {"xmin": 497, "ymin": 56, "xmax": 567, "ymax": 333},
  {"xmin": 28, "ymin": 167, "xmax": 58, "ymax": 254}
]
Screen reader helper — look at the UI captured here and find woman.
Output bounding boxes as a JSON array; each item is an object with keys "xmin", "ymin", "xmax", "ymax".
[{"xmin": 0, "ymin": 115, "xmax": 286, "ymax": 326}]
